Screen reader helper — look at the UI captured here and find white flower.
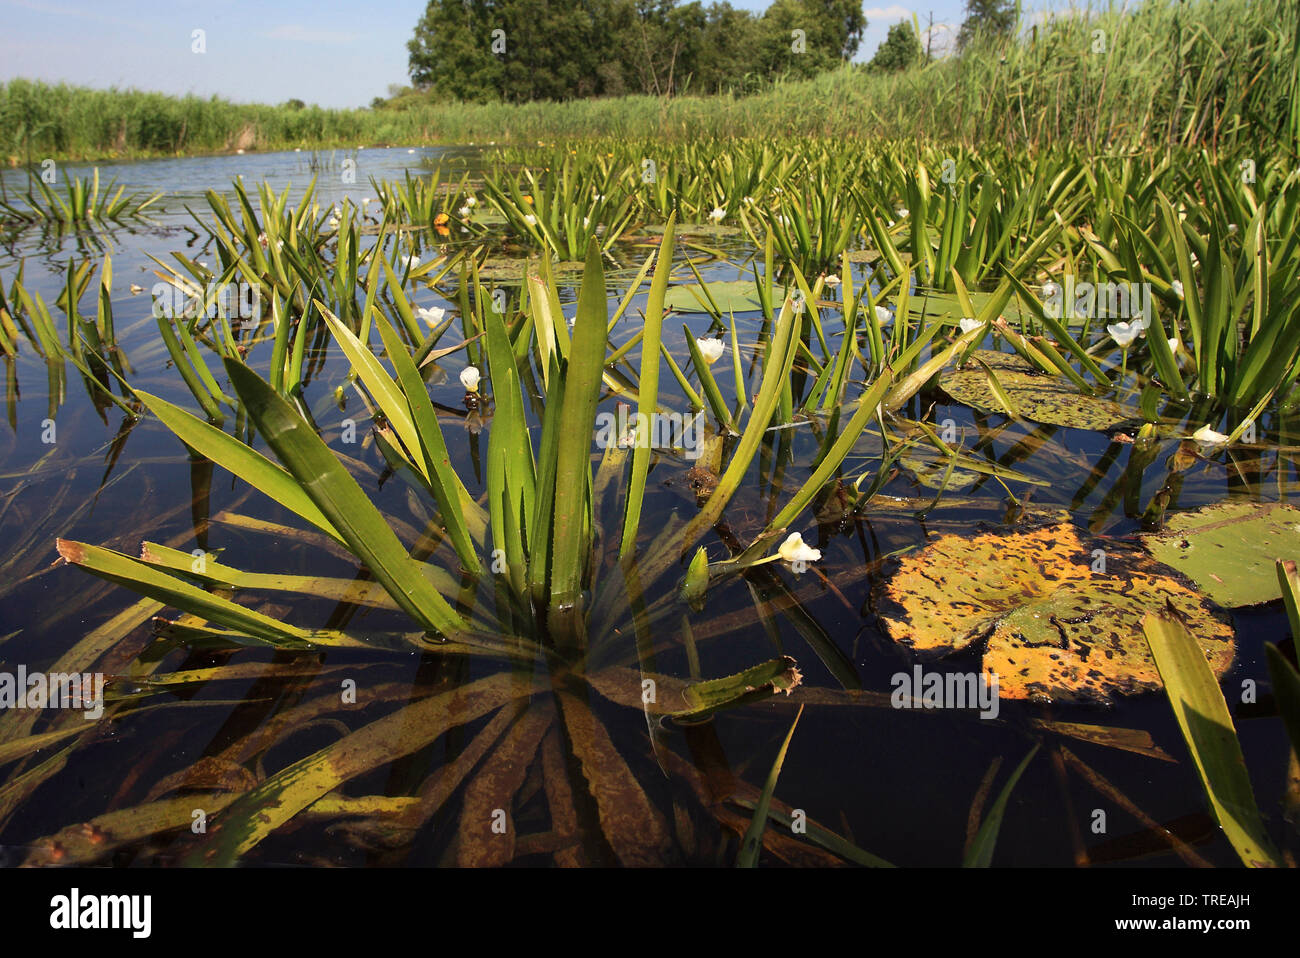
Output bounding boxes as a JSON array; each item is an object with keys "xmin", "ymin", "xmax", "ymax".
[
  {"xmin": 777, "ymin": 532, "xmax": 821, "ymax": 564},
  {"xmin": 405, "ymin": 254, "xmax": 420, "ymax": 270},
  {"xmin": 875, "ymin": 306, "xmax": 892, "ymax": 324},
  {"xmin": 1041, "ymin": 281, "xmax": 1060, "ymax": 298},
  {"xmin": 328, "ymin": 216, "xmax": 340, "ymax": 229},
  {"xmin": 524, "ymin": 214, "xmax": 537, "ymax": 226},
  {"xmin": 1172, "ymin": 280, "xmax": 1184, "ymax": 299},
  {"xmin": 958, "ymin": 317, "xmax": 982, "ymax": 334},
  {"xmin": 1228, "ymin": 223, "xmax": 1238, "ymax": 235},
  {"xmin": 417, "ymin": 306, "xmax": 446, "ymax": 327},
  {"xmin": 1192, "ymin": 424, "xmax": 1229, "ymax": 446},
  {"xmin": 465, "ymin": 195, "xmax": 477, "ymax": 207},
  {"xmin": 1107, "ymin": 321, "xmax": 1142, "ymax": 348},
  {"xmin": 459, "ymin": 366, "xmax": 481, "ymax": 393},
  {"xmin": 257, "ymin": 231, "xmax": 268, "ymax": 247},
  {"xmin": 361, "ymin": 197, "xmax": 371, "ymax": 206},
  {"xmin": 895, "ymin": 207, "xmax": 909, "ymax": 218},
  {"xmin": 824, "ymin": 274, "xmax": 841, "ymax": 287},
  {"xmin": 1168, "ymin": 337, "xmax": 1179, "ymax": 353},
  {"xmin": 582, "ymin": 216, "xmax": 590, "ymax": 228},
  {"xmin": 458, "ymin": 206, "xmax": 471, "ymax": 218},
  {"xmin": 743, "ymin": 196, "xmax": 754, "ymax": 205},
  {"xmin": 708, "ymin": 207, "xmax": 725, "ymax": 222},
  {"xmin": 696, "ymin": 338, "xmax": 725, "ymax": 364}
]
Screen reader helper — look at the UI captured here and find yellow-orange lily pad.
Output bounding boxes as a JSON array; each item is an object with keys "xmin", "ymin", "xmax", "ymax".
[{"xmin": 877, "ymin": 520, "xmax": 1234, "ymax": 703}]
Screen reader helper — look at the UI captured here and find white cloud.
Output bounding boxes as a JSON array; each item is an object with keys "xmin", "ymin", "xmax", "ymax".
[{"xmin": 864, "ymin": 5, "xmax": 914, "ymax": 19}]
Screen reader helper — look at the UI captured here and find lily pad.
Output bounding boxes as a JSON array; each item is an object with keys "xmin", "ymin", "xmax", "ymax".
[
  {"xmin": 911, "ymin": 289, "xmax": 1031, "ymax": 326},
  {"xmin": 1141, "ymin": 501, "xmax": 1300, "ymax": 607},
  {"xmin": 898, "ymin": 454, "xmax": 982, "ymax": 491},
  {"xmin": 476, "ymin": 257, "xmax": 585, "ymax": 282},
  {"xmin": 940, "ymin": 350, "xmax": 1132, "ymax": 431},
  {"xmin": 877, "ymin": 520, "xmax": 1234, "ymax": 703},
  {"xmin": 844, "ymin": 248, "xmax": 880, "ymax": 263},
  {"xmin": 664, "ymin": 279, "xmax": 763, "ymax": 314},
  {"xmin": 644, "ymin": 222, "xmax": 741, "ymax": 238}
]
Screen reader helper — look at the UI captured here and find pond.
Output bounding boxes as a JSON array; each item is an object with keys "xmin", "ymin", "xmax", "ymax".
[{"xmin": 0, "ymin": 142, "xmax": 1295, "ymax": 868}]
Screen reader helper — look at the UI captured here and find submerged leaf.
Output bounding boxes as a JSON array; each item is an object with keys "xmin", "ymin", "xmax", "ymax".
[{"xmin": 877, "ymin": 520, "xmax": 1234, "ymax": 703}]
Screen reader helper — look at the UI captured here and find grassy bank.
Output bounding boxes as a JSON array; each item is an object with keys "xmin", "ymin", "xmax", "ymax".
[{"xmin": 2, "ymin": 0, "xmax": 1296, "ymax": 162}]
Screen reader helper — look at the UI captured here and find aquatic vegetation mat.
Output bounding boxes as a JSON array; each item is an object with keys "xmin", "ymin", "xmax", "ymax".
[
  {"xmin": 1141, "ymin": 501, "xmax": 1300, "ymax": 608},
  {"xmin": 939, "ymin": 350, "xmax": 1132, "ymax": 432},
  {"xmin": 877, "ymin": 520, "xmax": 1235, "ymax": 703}
]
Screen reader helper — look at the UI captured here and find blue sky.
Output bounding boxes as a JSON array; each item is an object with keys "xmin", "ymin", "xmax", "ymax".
[{"xmin": 0, "ymin": 0, "xmax": 979, "ymax": 109}]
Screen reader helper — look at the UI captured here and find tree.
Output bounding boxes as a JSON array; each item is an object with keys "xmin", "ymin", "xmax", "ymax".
[
  {"xmin": 406, "ymin": 0, "xmax": 868, "ymax": 102},
  {"xmin": 407, "ymin": 0, "xmax": 504, "ymax": 102},
  {"xmin": 957, "ymin": 0, "xmax": 1017, "ymax": 50},
  {"xmin": 869, "ymin": 20, "xmax": 921, "ymax": 71},
  {"xmin": 757, "ymin": 0, "xmax": 867, "ymax": 80}
]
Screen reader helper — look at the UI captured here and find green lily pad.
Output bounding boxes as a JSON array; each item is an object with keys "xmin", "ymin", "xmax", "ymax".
[
  {"xmin": 939, "ymin": 350, "xmax": 1132, "ymax": 431},
  {"xmin": 898, "ymin": 454, "xmax": 982, "ymax": 490},
  {"xmin": 475, "ymin": 257, "xmax": 585, "ymax": 282},
  {"xmin": 844, "ymin": 248, "xmax": 880, "ymax": 263},
  {"xmin": 664, "ymin": 279, "xmax": 763, "ymax": 314},
  {"xmin": 645, "ymin": 223, "xmax": 741, "ymax": 238},
  {"xmin": 1142, "ymin": 501, "xmax": 1300, "ymax": 607},
  {"xmin": 910, "ymin": 289, "xmax": 1031, "ymax": 326},
  {"xmin": 877, "ymin": 520, "xmax": 1234, "ymax": 703}
]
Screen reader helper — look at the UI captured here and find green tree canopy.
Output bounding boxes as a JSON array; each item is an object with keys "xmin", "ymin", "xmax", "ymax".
[
  {"xmin": 407, "ymin": 0, "xmax": 867, "ymax": 101},
  {"xmin": 869, "ymin": 19, "xmax": 922, "ymax": 71},
  {"xmin": 957, "ymin": 0, "xmax": 1018, "ymax": 50}
]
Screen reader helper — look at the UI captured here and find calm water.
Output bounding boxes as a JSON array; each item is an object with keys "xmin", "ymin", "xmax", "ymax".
[{"xmin": 0, "ymin": 147, "xmax": 1293, "ymax": 866}]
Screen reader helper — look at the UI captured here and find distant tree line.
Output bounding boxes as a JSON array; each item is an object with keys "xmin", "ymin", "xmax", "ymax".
[
  {"xmin": 405, "ymin": 0, "xmax": 868, "ymax": 102},
  {"xmin": 401, "ymin": 0, "xmax": 1020, "ymax": 104}
]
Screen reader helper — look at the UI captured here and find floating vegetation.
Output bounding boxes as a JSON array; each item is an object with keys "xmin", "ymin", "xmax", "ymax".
[
  {"xmin": 939, "ymin": 350, "xmax": 1133, "ymax": 432},
  {"xmin": 1142, "ymin": 502, "xmax": 1300, "ymax": 607},
  {"xmin": 877, "ymin": 520, "xmax": 1235, "ymax": 703}
]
